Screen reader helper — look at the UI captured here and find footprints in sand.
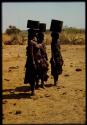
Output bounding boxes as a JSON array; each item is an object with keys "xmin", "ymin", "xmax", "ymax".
[
  {"xmin": 44, "ymin": 93, "xmax": 51, "ymax": 97},
  {"xmin": 75, "ymin": 89, "xmax": 83, "ymax": 92},
  {"xmin": 9, "ymin": 110, "xmax": 22, "ymax": 115},
  {"xmin": 13, "ymin": 103, "xmax": 16, "ymax": 106},
  {"xmin": 55, "ymin": 86, "xmax": 67, "ymax": 96},
  {"xmin": 4, "ymin": 66, "xmax": 19, "ymax": 82},
  {"xmin": 74, "ymin": 89, "xmax": 84, "ymax": 97},
  {"xmin": 57, "ymin": 85, "xmax": 65, "ymax": 89},
  {"xmin": 75, "ymin": 68, "xmax": 82, "ymax": 71},
  {"xmin": 63, "ymin": 67, "xmax": 82, "ymax": 79},
  {"xmin": 64, "ymin": 74, "xmax": 69, "ymax": 77},
  {"xmin": 2, "ymin": 100, "xmax": 8, "ymax": 104},
  {"xmin": 15, "ymin": 110, "xmax": 21, "ymax": 115},
  {"xmin": 9, "ymin": 112, "xmax": 12, "ymax": 114},
  {"xmin": 70, "ymin": 64, "xmax": 73, "ymax": 67},
  {"xmin": 4, "ymin": 66, "xmax": 19, "ymax": 73},
  {"xmin": 62, "ymin": 92, "xmax": 67, "ymax": 95},
  {"xmin": 8, "ymin": 66, "xmax": 19, "ymax": 72},
  {"xmin": 2, "ymin": 101, "xmax": 22, "ymax": 118},
  {"xmin": 64, "ymin": 62, "xmax": 82, "ymax": 72},
  {"xmin": 4, "ymin": 79, "xmax": 10, "ymax": 81},
  {"xmin": 9, "ymin": 66, "xmax": 19, "ymax": 69},
  {"xmin": 2, "ymin": 87, "xmax": 84, "ymax": 121}
]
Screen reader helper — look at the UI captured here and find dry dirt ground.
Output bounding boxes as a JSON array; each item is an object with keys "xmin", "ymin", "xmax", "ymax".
[{"xmin": 2, "ymin": 45, "xmax": 86, "ymax": 124}]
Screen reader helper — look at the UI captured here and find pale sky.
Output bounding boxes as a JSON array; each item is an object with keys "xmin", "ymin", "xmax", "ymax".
[{"xmin": 2, "ymin": 2, "xmax": 85, "ymax": 32}]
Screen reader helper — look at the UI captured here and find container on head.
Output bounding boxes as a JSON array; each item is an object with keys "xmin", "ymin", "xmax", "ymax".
[
  {"xmin": 27, "ymin": 20, "xmax": 39, "ymax": 29},
  {"xmin": 39, "ymin": 23, "xmax": 46, "ymax": 32},
  {"xmin": 50, "ymin": 19, "xmax": 63, "ymax": 32}
]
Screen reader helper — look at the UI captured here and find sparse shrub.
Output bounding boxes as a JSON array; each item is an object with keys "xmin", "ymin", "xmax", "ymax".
[
  {"xmin": 3, "ymin": 26, "xmax": 85, "ymax": 45},
  {"xmin": 5, "ymin": 25, "xmax": 21, "ymax": 35},
  {"xmin": 3, "ymin": 25, "xmax": 28, "ymax": 45},
  {"xmin": 45, "ymin": 28, "xmax": 85, "ymax": 45}
]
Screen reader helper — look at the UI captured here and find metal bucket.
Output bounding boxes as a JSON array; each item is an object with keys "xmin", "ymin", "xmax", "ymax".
[
  {"xmin": 39, "ymin": 23, "xmax": 46, "ymax": 32},
  {"xmin": 50, "ymin": 19, "xmax": 63, "ymax": 32},
  {"xmin": 27, "ymin": 20, "xmax": 39, "ymax": 29}
]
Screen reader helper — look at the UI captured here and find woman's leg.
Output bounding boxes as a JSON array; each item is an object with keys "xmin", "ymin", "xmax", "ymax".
[
  {"xmin": 30, "ymin": 80, "xmax": 35, "ymax": 96},
  {"xmin": 41, "ymin": 78, "xmax": 45, "ymax": 88},
  {"xmin": 35, "ymin": 78, "xmax": 39, "ymax": 89},
  {"xmin": 54, "ymin": 75, "xmax": 59, "ymax": 86}
]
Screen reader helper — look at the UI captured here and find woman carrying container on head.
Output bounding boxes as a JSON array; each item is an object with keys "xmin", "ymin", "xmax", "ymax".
[{"xmin": 50, "ymin": 19, "xmax": 64, "ymax": 86}]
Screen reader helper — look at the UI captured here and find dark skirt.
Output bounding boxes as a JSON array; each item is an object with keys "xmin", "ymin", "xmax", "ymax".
[
  {"xmin": 24, "ymin": 59, "xmax": 36, "ymax": 84},
  {"xmin": 36, "ymin": 58, "xmax": 49, "ymax": 81},
  {"xmin": 50, "ymin": 57, "xmax": 63, "ymax": 77}
]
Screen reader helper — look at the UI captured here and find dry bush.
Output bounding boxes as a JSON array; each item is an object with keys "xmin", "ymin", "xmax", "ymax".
[
  {"xmin": 44, "ymin": 33, "xmax": 51, "ymax": 45},
  {"xmin": 45, "ymin": 29, "xmax": 85, "ymax": 45},
  {"xmin": 2, "ymin": 27, "xmax": 85, "ymax": 45},
  {"xmin": 2, "ymin": 33, "xmax": 27, "ymax": 45},
  {"xmin": 60, "ymin": 31, "xmax": 85, "ymax": 45},
  {"xmin": 2, "ymin": 25, "xmax": 27, "ymax": 45},
  {"xmin": 2, "ymin": 34, "xmax": 11, "ymax": 45}
]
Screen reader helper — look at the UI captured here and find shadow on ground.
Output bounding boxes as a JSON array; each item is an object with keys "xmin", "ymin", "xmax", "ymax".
[
  {"xmin": 2, "ymin": 92, "xmax": 31, "ymax": 99},
  {"xmin": 2, "ymin": 83, "xmax": 54, "ymax": 99},
  {"xmin": 2, "ymin": 85, "xmax": 31, "ymax": 99},
  {"xmin": 45, "ymin": 83, "xmax": 54, "ymax": 87}
]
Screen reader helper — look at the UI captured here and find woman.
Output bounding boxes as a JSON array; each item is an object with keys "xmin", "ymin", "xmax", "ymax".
[
  {"xmin": 24, "ymin": 29, "xmax": 38, "ymax": 95},
  {"xmin": 50, "ymin": 32, "xmax": 63, "ymax": 86},
  {"xmin": 35, "ymin": 31, "xmax": 49, "ymax": 88}
]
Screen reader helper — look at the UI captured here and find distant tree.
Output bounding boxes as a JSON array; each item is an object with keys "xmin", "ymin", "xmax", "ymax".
[
  {"xmin": 5, "ymin": 25, "xmax": 21, "ymax": 35},
  {"xmin": 9, "ymin": 25, "xmax": 12, "ymax": 29}
]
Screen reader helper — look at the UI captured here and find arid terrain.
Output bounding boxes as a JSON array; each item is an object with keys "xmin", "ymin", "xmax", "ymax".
[{"xmin": 2, "ymin": 44, "xmax": 86, "ymax": 124}]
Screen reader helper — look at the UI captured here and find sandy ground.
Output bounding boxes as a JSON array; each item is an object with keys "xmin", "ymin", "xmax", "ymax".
[{"xmin": 2, "ymin": 44, "xmax": 86, "ymax": 124}]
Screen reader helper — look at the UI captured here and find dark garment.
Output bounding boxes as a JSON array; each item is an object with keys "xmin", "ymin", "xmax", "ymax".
[
  {"xmin": 36, "ymin": 57, "xmax": 49, "ymax": 81},
  {"xmin": 50, "ymin": 57, "xmax": 63, "ymax": 76},
  {"xmin": 24, "ymin": 56, "xmax": 36, "ymax": 84},
  {"xmin": 24, "ymin": 40, "xmax": 48, "ymax": 87},
  {"xmin": 50, "ymin": 40, "xmax": 63, "ymax": 77},
  {"xmin": 34, "ymin": 43, "xmax": 49, "ymax": 81},
  {"xmin": 24, "ymin": 42, "xmax": 37, "ymax": 84}
]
